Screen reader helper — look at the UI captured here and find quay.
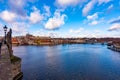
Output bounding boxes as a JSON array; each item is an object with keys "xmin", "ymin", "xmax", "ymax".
[{"xmin": 107, "ymin": 44, "xmax": 120, "ymax": 52}]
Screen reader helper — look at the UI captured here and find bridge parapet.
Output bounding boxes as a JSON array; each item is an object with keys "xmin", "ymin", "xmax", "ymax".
[
  {"xmin": 0, "ymin": 44, "xmax": 22, "ymax": 80},
  {"xmin": 0, "ymin": 26, "xmax": 22, "ymax": 80},
  {"xmin": 0, "ymin": 45, "xmax": 13, "ymax": 80}
]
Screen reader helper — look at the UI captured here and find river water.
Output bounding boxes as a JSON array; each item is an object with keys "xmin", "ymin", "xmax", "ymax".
[{"xmin": 13, "ymin": 44, "xmax": 120, "ymax": 80}]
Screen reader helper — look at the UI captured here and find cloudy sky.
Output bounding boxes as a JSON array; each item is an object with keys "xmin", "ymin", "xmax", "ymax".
[{"xmin": 0, "ymin": 0, "xmax": 120, "ymax": 38}]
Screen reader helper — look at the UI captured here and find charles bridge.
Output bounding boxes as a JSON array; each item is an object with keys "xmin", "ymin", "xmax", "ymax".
[{"xmin": 0, "ymin": 25, "xmax": 22, "ymax": 80}]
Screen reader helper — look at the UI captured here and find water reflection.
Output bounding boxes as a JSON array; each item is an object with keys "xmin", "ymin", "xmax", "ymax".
[{"xmin": 13, "ymin": 44, "xmax": 120, "ymax": 80}]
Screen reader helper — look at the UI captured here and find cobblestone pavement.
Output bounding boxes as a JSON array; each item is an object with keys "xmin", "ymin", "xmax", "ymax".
[{"xmin": 0, "ymin": 45, "xmax": 12, "ymax": 80}]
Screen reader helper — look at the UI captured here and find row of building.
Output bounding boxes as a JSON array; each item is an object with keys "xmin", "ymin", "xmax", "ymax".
[
  {"xmin": 12, "ymin": 34, "xmax": 86, "ymax": 46},
  {"xmin": 0, "ymin": 34, "xmax": 118, "ymax": 46}
]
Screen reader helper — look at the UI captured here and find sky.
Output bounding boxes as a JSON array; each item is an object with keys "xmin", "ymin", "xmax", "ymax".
[{"xmin": 0, "ymin": 0, "xmax": 120, "ymax": 38}]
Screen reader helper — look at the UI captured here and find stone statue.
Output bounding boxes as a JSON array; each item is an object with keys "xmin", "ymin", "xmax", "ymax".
[{"xmin": 6, "ymin": 28, "xmax": 13, "ymax": 56}]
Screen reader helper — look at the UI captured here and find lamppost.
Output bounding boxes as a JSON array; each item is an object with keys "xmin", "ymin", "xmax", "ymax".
[{"xmin": 3, "ymin": 25, "xmax": 7, "ymax": 44}]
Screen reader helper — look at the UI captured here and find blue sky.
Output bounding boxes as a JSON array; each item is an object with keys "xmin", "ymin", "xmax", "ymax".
[{"xmin": 0, "ymin": 0, "xmax": 120, "ymax": 38}]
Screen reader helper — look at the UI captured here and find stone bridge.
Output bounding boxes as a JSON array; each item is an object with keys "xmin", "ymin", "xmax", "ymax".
[
  {"xmin": 0, "ymin": 27, "xmax": 22, "ymax": 80},
  {"xmin": 0, "ymin": 44, "xmax": 22, "ymax": 80},
  {"xmin": 0, "ymin": 44, "xmax": 13, "ymax": 80}
]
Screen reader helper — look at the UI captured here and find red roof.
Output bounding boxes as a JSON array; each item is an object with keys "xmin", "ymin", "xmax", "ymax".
[{"xmin": 12, "ymin": 38, "xmax": 19, "ymax": 44}]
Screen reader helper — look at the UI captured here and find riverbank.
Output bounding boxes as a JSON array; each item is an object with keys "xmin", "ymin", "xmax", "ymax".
[{"xmin": 107, "ymin": 45, "xmax": 120, "ymax": 52}]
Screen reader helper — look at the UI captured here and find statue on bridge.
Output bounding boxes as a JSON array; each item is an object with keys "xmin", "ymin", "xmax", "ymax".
[{"xmin": 6, "ymin": 28, "xmax": 13, "ymax": 56}]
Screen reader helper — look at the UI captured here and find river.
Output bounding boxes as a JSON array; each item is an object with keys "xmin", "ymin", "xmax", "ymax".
[{"xmin": 13, "ymin": 44, "xmax": 120, "ymax": 80}]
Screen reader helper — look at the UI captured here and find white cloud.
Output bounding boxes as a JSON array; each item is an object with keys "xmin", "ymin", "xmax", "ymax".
[
  {"xmin": 43, "ymin": 5, "xmax": 51, "ymax": 17},
  {"xmin": 28, "ymin": 7, "xmax": 44, "ymax": 24},
  {"xmin": 48, "ymin": 32, "xmax": 60, "ymax": 38},
  {"xmin": 56, "ymin": 0, "xmax": 80, "ymax": 7},
  {"xmin": 87, "ymin": 13, "xmax": 98, "ymax": 20},
  {"xmin": 108, "ymin": 4, "xmax": 113, "ymax": 10},
  {"xmin": 94, "ymin": 30, "xmax": 101, "ymax": 33},
  {"xmin": 69, "ymin": 28, "xmax": 84, "ymax": 34},
  {"xmin": 68, "ymin": 28, "xmax": 105, "ymax": 38},
  {"xmin": 33, "ymin": 30, "xmax": 61, "ymax": 38},
  {"xmin": 11, "ymin": 22, "xmax": 29, "ymax": 36},
  {"xmin": 8, "ymin": 0, "xmax": 37, "ymax": 16},
  {"xmin": 32, "ymin": 29, "xmax": 46, "ymax": 36},
  {"xmin": 90, "ymin": 20, "xmax": 98, "ymax": 25},
  {"xmin": 98, "ymin": 0, "xmax": 111, "ymax": 5},
  {"xmin": 82, "ymin": 0, "xmax": 97, "ymax": 16},
  {"xmin": 108, "ymin": 23, "xmax": 120, "ymax": 31},
  {"xmin": 109, "ymin": 16, "xmax": 120, "ymax": 24},
  {"xmin": 45, "ymin": 10, "xmax": 67, "ymax": 30},
  {"xmin": 85, "ymin": 13, "xmax": 101, "ymax": 25},
  {"xmin": 0, "ymin": 10, "xmax": 17, "ymax": 23},
  {"xmin": 82, "ymin": 0, "xmax": 111, "ymax": 16},
  {"xmin": 9, "ymin": 0, "xmax": 24, "ymax": 8},
  {"xmin": 0, "ymin": 23, "xmax": 4, "ymax": 36},
  {"xmin": 8, "ymin": 0, "xmax": 26, "ymax": 16}
]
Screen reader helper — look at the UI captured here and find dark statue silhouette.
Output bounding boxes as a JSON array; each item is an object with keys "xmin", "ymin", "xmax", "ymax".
[{"xmin": 6, "ymin": 28, "xmax": 13, "ymax": 56}]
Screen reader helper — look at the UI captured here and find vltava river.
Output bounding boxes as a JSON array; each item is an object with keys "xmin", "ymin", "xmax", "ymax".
[{"xmin": 13, "ymin": 44, "xmax": 120, "ymax": 80}]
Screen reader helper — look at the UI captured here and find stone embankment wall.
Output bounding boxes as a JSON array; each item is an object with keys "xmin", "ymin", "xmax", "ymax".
[
  {"xmin": 108, "ymin": 44, "xmax": 120, "ymax": 52},
  {"xmin": 12, "ymin": 60, "xmax": 22, "ymax": 80}
]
